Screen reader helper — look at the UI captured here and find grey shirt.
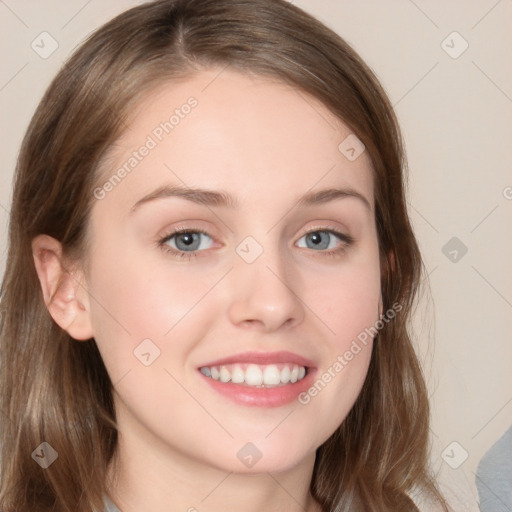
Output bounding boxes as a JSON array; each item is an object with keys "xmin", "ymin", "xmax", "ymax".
[
  {"xmin": 475, "ymin": 425, "xmax": 512, "ymax": 512},
  {"xmin": 103, "ymin": 496, "xmax": 121, "ymax": 512}
]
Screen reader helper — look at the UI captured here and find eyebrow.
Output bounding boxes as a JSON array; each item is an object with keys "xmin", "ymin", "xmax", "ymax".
[{"xmin": 130, "ymin": 185, "xmax": 371, "ymax": 213}]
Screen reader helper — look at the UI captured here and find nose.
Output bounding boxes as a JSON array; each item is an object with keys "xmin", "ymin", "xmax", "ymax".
[{"xmin": 226, "ymin": 247, "xmax": 305, "ymax": 332}]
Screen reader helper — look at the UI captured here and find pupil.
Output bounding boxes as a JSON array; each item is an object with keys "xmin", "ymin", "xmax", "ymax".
[
  {"xmin": 311, "ymin": 233, "xmax": 321, "ymax": 244},
  {"xmin": 182, "ymin": 233, "xmax": 194, "ymax": 245}
]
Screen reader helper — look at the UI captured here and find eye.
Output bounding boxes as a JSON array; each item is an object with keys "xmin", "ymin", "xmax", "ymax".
[
  {"xmin": 296, "ymin": 229, "xmax": 352, "ymax": 254},
  {"xmin": 159, "ymin": 229, "xmax": 213, "ymax": 258},
  {"xmin": 158, "ymin": 227, "xmax": 352, "ymax": 260}
]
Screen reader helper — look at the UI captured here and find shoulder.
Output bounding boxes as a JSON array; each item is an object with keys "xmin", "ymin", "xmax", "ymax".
[{"xmin": 100, "ymin": 495, "xmax": 122, "ymax": 512}]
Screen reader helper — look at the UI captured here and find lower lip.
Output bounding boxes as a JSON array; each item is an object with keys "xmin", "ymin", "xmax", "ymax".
[{"xmin": 199, "ymin": 369, "xmax": 317, "ymax": 407}]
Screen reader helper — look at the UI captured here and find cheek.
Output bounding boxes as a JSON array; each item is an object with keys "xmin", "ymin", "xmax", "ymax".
[
  {"xmin": 312, "ymin": 273, "xmax": 378, "ymax": 368},
  {"xmin": 305, "ymin": 251, "xmax": 382, "ymax": 349},
  {"xmin": 86, "ymin": 240, "xmax": 211, "ymax": 334},
  {"xmin": 297, "ymin": 292, "xmax": 376, "ymax": 440},
  {"xmin": 84, "ymin": 246, "xmax": 165, "ymax": 372},
  {"xmin": 84, "ymin": 239, "xmax": 227, "ymax": 380},
  {"xmin": 296, "ymin": 248, "xmax": 380, "ymax": 420},
  {"xmin": 332, "ymin": 274, "xmax": 380, "ymax": 347}
]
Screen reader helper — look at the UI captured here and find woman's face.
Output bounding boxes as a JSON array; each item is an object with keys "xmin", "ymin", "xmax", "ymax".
[{"xmin": 84, "ymin": 67, "xmax": 381, "ymax": 473}]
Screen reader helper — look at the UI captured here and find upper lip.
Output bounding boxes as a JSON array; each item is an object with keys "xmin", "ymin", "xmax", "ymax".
[{"xmin": 198, "ymin": 351, "xmax": 316, "ymax": 368}]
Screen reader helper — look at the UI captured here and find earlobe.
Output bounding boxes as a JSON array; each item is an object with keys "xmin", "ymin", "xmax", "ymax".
[{"xmin": 32, "ymin": 234, "xmax": 94, "ymax": 341}]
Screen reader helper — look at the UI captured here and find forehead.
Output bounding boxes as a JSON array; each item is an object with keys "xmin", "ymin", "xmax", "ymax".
[{"xmin": 96, "ymin": 67, "xmax": 374, "ymax": 212}]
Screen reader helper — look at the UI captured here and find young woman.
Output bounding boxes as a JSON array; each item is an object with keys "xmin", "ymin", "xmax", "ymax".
[{"xmin": 0, "ymin": 0, "xmax": 449, "ymax": 510}]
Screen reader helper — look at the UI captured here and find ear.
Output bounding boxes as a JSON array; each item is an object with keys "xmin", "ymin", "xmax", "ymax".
[{"xmin": 32, "ymin": 234, "xmax": 94, "ymax": 341}]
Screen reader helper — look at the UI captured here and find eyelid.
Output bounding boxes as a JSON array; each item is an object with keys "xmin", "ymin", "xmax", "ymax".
[
  {"xmin": 157, "ymin": 221, "xmax": 216, "ymax": 242},
  {"xmin": 301, "ymin": 225, "xmax": 352, "ymax": 241}
]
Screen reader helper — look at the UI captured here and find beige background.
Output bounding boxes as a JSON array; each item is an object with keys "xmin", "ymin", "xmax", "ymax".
[{"xmin": 1, "ymin": 1, "xmax": 511, "ymax": 510}]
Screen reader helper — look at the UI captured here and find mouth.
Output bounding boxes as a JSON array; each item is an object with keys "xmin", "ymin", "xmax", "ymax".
[
  {"xmin": 197, "ymin": 351, "xmax": 316, "ymax": 407},
  {"xmin": 199, "ymin": 363, "xmax": 308, "ymax": 387}
]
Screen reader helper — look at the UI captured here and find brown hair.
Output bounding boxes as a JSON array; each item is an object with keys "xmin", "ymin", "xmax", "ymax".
[{"xmin": 0, "ymin": 0, "xmax": 448, "ymax": 510}]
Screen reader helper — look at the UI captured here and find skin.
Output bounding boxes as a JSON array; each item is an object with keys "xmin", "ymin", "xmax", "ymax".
[{"xmin": 33, "ymin": 67, "xmax": 382, "ymax": 512}]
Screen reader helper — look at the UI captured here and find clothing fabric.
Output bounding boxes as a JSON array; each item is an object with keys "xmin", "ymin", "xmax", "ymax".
[
  {"xmin": 103, "ymin": 495, "xmax": 121, "ymax": 512},
  {"xmin": 476, "ymin": 425, "xmax": 512, "ymax": 512}
]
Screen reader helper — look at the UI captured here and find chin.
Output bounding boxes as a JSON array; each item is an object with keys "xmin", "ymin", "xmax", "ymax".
[{"xmin": 207, "ymin": 437, "xmax": 318, "ymax": 475}]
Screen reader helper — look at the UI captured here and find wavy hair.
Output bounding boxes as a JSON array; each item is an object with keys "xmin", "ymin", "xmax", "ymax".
[{"xmin": 0, "ymin": 0, "xmax": 448, "ymax": 510}]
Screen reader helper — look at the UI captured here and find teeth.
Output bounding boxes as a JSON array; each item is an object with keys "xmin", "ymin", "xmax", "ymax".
[
  {"xmin": 245, "ymin": 364, "xmax": 263, "ymax": 386},
  {"xmin": 200, "ymin": 367, "xmax": 211, "ymax": 377},
  {"xmin": 280, "ymin": 366, "xmax": 291, "ymax": 383},
  {"xmin": 219, "ymin": 366, "xmax": 231, "ymax": 383},
  {"xmin": 199, "ymin": 363, "xmax": 308, "ymax": 387},
  {"xmin": 231, "ymin": 365, "xmax": 244, "ymax": 383},
  {"xmin": 263, "ymin": 365, "xmax": 281, "ymax": 386}
]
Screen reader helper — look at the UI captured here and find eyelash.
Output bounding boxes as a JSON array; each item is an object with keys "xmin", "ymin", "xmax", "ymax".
[{"xmin": 158, "ymin": 227, "xmax": 354, "ymax": 261}]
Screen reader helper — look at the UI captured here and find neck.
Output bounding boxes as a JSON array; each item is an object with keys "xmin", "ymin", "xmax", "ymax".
[{"xmin": 106, "ymin": 428, "xmax": 321, "ymax": 512}]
